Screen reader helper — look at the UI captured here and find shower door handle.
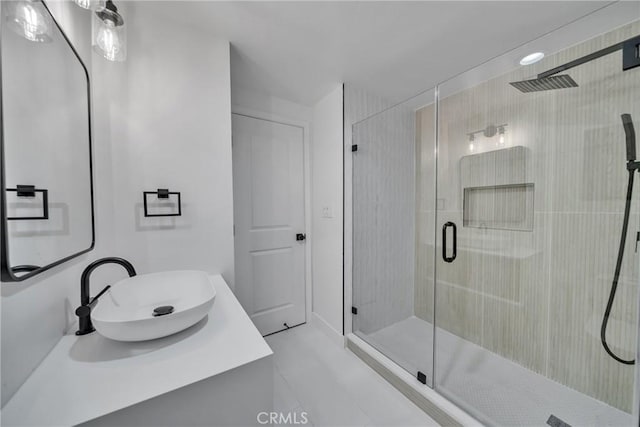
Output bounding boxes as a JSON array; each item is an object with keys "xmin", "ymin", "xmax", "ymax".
[{"xmin": 442, "ymin": 222, "xmax": 457, "ymax": 263}]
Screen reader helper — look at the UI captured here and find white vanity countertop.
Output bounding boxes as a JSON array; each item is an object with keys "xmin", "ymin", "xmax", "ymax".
[{"xmin": 2, "ymin": 275, "xmax": 273, "ymax": 427}]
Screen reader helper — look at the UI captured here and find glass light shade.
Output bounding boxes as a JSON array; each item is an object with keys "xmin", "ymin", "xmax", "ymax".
[
  {"xmin": 92, "ymin": 5, "xmax": 126, "ymax": 62},
  {"xmin": 4, "ymin": 0, "xmax": 53, "ymax": 43},
  {"xmin": 74, "ymin": 0, "xmax": 96, "ymax": 10}
]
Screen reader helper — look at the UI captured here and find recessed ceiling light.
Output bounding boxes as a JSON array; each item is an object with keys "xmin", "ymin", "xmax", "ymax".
[{"xmin": 520, "ymin": 52, "xmax": 545, "ymax": 66}]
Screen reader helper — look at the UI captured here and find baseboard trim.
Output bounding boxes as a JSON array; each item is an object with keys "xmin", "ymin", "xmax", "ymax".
[
  {"xmin": 311, "ymin": 312, "xmax": 345, "ymax": 347},
  {"xmin": 346, "ymin": 334, "xmax": 480, "ymax": 427}
]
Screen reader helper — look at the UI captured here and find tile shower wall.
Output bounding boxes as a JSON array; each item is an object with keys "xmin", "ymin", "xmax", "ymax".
[
  {"xmin": 345, "ymin": 85, "xmax": 397, "ymax": 336},
  {"xmin": 414, "ymin": 105, "xmax": 435, "ymax": 323},
  {"xmin": 417, "ymin": 20, "xmax": 640, "ymax": 412},
  {"xmin": 352, "ymin": 96, "xmax": 416, "ymax": 334}
]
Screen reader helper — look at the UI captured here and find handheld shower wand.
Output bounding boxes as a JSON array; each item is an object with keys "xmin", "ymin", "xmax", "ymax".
[
  {"xmin": 623, "ymin": 114, "xmax": 637, "ymax": 163},
  {"xmin": 601, "ymin": 114, "xmax": 637, "ymax": 365}
]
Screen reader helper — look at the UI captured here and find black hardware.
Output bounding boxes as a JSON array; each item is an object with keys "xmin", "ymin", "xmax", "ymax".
[
  {"xmin": 601, "ymin": 115, "xmax": 637, "ymax": 365},
  {"xmin": 417, "ymin": 371, "xmax": 427, "ymax": 385},
  {"xmin": 153, "ymin": 305, "xmax": 174, "ymax": 317},
  {"xmin": 351, "ymin": 306, "xmax": 358, "ymax": 315},
  {"xmin": 622, "ymin": 35, "xmax": 640, "ymax": 71},
  {"xmin": 143, "ymin": 189, "xmax": 181, "ymax": 217},
  {"xmin": 352, "ymin": 144, "xmax": 358, "ymax": 152},
  {"xmin": 538, "ymin": 35, "xmax": 640, "ymax": 79},
  {"xmin": 11, "ymin": 265, "xmax": 40, "ymax": 274},
  {"xmin": 96, "ymin": 0, "xmax": 124, "ymax": 27},
  {"xmin": 296, "ymin": 233, "xmax": 306, "ymax": 241},
  {"xmin": 623, "ymin": 114, "xmax": 637, "ymax": 163},
  {"xmin": 511, "ymin": 35, "xmax": 640, "ymax": 93},
  {"xmin": 546, "ymin": 415, "xmax": 572, "ymax": 427},
  {"xmin": 442, "ymin": 221, "xmax": 457, "ymax": 263},
  {"xmin": 6, "ymin": 187, "xmax": 49, "ymax": 220},
  {"xmin": 539, "ymin": 42, "xmax": 625, "ymax": 79},
  {"xmin": 16, "ymin": 185, "xmax": 36, "ymax": 197},
  {"xmin": 76, "ymin": 257, "xmax": 136, "ymax": 335}
]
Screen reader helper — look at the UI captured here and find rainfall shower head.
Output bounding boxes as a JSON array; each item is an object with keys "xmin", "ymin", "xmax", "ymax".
[
  {"xmin": 509, "ymin": 74, "xmax": 578, "ymax": 93},
  {"xmin": 510, "ymin": 34, "xmax": 640, "ymax": 94}
]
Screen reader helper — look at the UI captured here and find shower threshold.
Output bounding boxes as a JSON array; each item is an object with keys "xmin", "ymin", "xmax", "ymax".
[{"xmin": 351, "ymin": 317, "xmax": 632, "ymax": 426}]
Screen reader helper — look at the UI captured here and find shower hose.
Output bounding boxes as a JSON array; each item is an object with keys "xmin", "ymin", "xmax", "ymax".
[{"xmin": 600, "ymin": 168, "xmax": 636, "ymax": 365}]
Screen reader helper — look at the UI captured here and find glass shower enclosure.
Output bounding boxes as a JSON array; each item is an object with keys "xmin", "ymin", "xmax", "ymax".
[{"xmin": 351, "ymin": 12, "xmax": 640, "ymax": 426}]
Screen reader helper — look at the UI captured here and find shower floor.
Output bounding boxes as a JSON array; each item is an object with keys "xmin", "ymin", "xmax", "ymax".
[{"xmin": 360, "ymin": 316, "xmax": 633, "ymax": 426}]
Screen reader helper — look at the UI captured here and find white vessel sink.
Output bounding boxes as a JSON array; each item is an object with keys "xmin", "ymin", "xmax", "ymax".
[{"xmin": 92, "ymin": 270, "xmax": 216, "ymax": 342}]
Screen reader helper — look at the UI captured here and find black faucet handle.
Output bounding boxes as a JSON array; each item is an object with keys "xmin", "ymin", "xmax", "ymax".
[
  {"xmin": 75, "ymin": 285, "xmax": 111, "ymax": 318},
  {"xmin": 89, "ymin": 285, "xmax": 112, "ymax": 305}
]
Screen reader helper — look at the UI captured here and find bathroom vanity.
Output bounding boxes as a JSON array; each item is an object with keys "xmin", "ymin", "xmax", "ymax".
[{"xmin": 2, "ymin": 275, "xmax": 274, "ymax": 426}]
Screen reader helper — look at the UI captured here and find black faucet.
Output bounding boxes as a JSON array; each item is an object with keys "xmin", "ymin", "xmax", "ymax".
[{"xmin": 75, "ymin": 257, "xmax": 137, "ymax": 336}]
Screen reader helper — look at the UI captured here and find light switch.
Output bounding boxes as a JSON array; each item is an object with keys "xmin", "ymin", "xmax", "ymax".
[{"xmin": 321, "ymin": 206, "xmax": 334, "ymax": 218}]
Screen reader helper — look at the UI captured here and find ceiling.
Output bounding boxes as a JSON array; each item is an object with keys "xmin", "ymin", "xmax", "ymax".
[{"xmin": 147, "ymin": 1, "xmax": 637, "ymax": 106}]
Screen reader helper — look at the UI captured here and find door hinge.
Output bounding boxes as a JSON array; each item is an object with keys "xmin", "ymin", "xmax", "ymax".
[
  {"xmin": 417, "ymin": 371, "xmax": 427, "ymax": 385},
  {"xmin": 351, "ymin": 306, "xmax": 358, "ymax": 315},
  {"xmin": 351, "ymin": 144, "xmax": 358, "ymax": 152}
]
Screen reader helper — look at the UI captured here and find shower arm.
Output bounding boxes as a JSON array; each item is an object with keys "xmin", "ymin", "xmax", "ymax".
[{"xmin": 538, "ymin": 35, "xmax": 640, "ymax": 79}]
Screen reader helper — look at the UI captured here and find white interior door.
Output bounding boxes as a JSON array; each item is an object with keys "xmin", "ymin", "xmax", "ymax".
[{"xmin": 232, "ymin": 113, "xmax": 306, "ymax": 336}]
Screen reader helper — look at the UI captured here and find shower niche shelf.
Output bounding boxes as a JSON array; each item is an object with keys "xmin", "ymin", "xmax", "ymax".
[
  {"xmin": 463, "ymin": 183, "xmax": 534, "ymax": 231},
  {"xmin": 460, "ymin": 145, "xmax": 533, "ymax": 231}
]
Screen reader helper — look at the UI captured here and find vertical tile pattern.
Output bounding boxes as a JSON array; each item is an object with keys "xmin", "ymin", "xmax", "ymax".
[
  {"xmin": 344, "ymin": 85, "xmax": 398, "ymax": 337},
  {"xmin": 415, "ymin": 106, "xmax": 436, "ymax": 325},
  {"xmin": 351, "ymin": 100, "xmax": 417, "ymax": 334},
  {"xmin": 432, "ymin": 20, "xmax": 640, "ymax": 414}
]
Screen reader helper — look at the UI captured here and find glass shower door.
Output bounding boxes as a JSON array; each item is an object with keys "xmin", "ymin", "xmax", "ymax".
[
  {"xmin": 352, "ymin": 89, "xmax": 436, "ymax": 385},
  {"xmin": 434, "ymin": 18, "xmax": 640, "ymax": 426}
]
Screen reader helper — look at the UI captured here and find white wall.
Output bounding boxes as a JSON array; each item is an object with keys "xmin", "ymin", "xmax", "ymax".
[
  {"xmin": 310, "ymin": 85, "xmax": 344, "ymax": 335},
  {"xmin": 0, "ymin": 1, "xmax": 117, "ymax": 406},
  {"xmin": 1, "ymin": 1, "xmax": 234, "ymax": 406},
  {"xmin": 231, "ymin": 87, "xmax": 314, "ymax": 329},
  {"xmin": 106, "ymin": 5, "xmax": 235, "ymax": 286},
  {"xmin": 231, "ymin": 84, "xmax": 345, "ymax": 339},
  {"xmin": 231, "ymin": 86, "xmax": 312, "ymax": 124}
]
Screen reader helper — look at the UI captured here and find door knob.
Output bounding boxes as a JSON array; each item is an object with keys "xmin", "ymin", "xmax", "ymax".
[{"xmin": 296, "ymin": 233, "xmax": 306, "ymax": 241}]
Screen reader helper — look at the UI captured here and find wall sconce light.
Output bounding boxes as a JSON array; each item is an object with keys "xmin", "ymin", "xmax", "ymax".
[
  {"xmin": 4, "ymin": 0, "xmax": 52, "ymax": 43},
  {"xmin": 74, "ymin": 0, "xmax": 97, "ymax": 10},
  {"xmin": 92, "ymin": 0, "xmax": 126, "ymax": 62},
  {"xmin": 467, "ymin": 123, "xmax": 508, "ymax": 149}
]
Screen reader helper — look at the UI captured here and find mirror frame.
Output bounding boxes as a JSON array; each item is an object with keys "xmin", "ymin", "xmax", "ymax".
[{"xmin": 0, "ymin": 0, "xmax": 96, "ymax": 282}]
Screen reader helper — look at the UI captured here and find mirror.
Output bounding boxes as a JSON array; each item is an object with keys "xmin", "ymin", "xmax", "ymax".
[{"xmin": 1, "ymin": 0, "xmax": 95, "ymax": 282}]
